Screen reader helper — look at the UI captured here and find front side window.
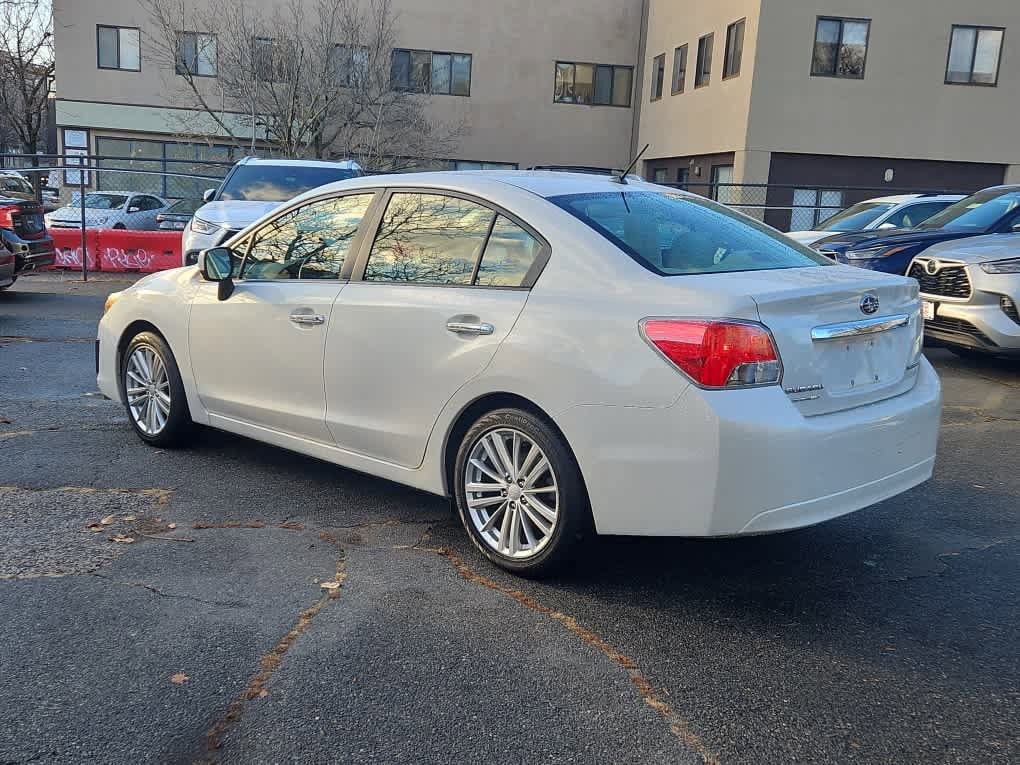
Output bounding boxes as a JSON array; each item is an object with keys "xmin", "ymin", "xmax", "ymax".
[
  {"xmin": 550, "ymin": 191, "xmax": 831, "ymax": 276},
  {"xmin": 554, "ymin": 61, "xmax": 632, "ymax": 106},
  {"xmin": 946, "ymin": 25, "xmax": 1004, "ymax": 86},
  {"xmin": 242, "ymin": 194, "xmax": 373, "ymax": 280},
  {"xmin": 920, "ymin": 190, "xmax": 1020, "ymax": 232},
  {"xmin": 811, "ymin": 17, "xmax": 870, "ymax": 79},
  {"xmin": 650, "ymin": 54, "xmax": 665, "ymax": 100},
  {"xmin": 817, "ymin": 201, "xmax": 895, "ymax": 232},
  {"xmin": 672, "ymin": 44, "xmax": 688, "ymax": 94},
  {"xmin": 365, "ymin": 193, "xmax": 493, "ymax": 284},
  {"xmin": 176, "ymin": 32, "xmax": 217, "ymax": 76},
  {"xmin": 75, "ymin": 193, "xmax": 129, "ymax": 210},
  {"xmin": 723, "ymin": 19, "xmax": 745, "ymax": 79},
  {"xmin": 695, "ymin": 34, "xmax": 713, "ymax": 87},
  {"xmin": 97, "ymin": 25, "xmax": 140, "ymax": 71}
]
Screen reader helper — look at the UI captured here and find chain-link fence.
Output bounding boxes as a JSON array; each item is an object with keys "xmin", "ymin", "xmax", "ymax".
[{"xmin": 658, "ymin": 182, "xmax": 972, "ymax": 232}]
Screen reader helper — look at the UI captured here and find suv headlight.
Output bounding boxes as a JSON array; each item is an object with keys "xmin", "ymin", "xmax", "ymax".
[
  {"xmin": 979, "ymin": 257, "xmax": 1020, "ymax": 274},
  {"xmin": 845, "ymin": 245, "xmax": 909, "ymax": 261},
  {"xmin": 189, "ymin": 216, "xmax": 219, "ymax": 235}
]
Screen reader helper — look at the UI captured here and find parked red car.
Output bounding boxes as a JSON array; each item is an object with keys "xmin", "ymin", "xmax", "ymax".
[{"xmin": 0, "ymin": 198, "xmax": 55, "ymax": 290}]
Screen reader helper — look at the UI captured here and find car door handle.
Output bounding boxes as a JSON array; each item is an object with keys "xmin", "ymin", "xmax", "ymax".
[
  {"xmin": 289, "ymin": 313, "xmax": 326, "ymax": 326},
  {"xmin": 446, "ymin": 321, "xmax": 494, "ymax": 336}
]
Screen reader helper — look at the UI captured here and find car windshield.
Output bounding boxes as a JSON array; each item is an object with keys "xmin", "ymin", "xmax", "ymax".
[
  {"xmin": 0, "ymin": 176, "xmax": 33, "ymax": 195},
  {"xmin": 816, "ymin": 202, "xmax": 895, "ymax": 232},
  {"xmin": 919, "ymin": 189, "xmax": 1020, "ymax": 232},
  {"xmin": 217, "ymin": 165, "xmax": 360, "ymax": 202},
  {"xmin": 71, "ymin": 193, "xmax": 128, "ymax": 209},
  {"xmin": 550, "ymin": 191, "xmax": 831, "ymax": 276}
]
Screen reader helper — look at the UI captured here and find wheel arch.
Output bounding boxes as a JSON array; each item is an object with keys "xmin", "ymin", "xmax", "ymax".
[
  {"xmin": 116, "ymin": 320, "xmax": 168, "ymax": 399},
  {"xmin": 440, "ymin": 391, "xmax": 582, "ymax": 498}
]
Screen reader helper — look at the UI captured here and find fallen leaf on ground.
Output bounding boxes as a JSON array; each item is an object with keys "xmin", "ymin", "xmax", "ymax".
[
  {"xmin": 167, "ymin": 523, "xmax": 177, "ymax": 530},
  {"xmin": 258, "ymin": 689, "xmax": 268, "ymax": 698},
  {"xmin": 320, "ymin": 581, "xmax": 341, "ymax": 591},
  {"xmin": 109, "ymin": 534, "xmax": 135, "ymax": 544},
  {"xmin": 123, "ymin": 515, "xmax": 137, "ymax": 522},
  {"xmin": 170, "ymin": 672, "xmax": 189, "ymax": 684},
  {"xmin": 87, "ymin": 523, "xmax": 104, "ymax": 532},
  {"xmin": 100, "ymin": 515, "xmax": 116, "ymax": 526}
]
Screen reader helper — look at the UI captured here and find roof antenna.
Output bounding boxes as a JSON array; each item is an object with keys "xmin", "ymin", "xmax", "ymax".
[{"xmin": 612, "ymin": 143, "xmax": 650, "ymax": 184}]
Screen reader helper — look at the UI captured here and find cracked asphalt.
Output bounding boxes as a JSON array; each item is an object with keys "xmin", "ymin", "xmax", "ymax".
[{"xmin": 1, "ymin": 271, "xmax": 1018, "ymax": 764}]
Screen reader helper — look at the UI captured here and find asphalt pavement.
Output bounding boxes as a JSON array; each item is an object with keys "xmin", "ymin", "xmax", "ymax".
[{"xmin": 1, "ymin": 271, "xmax": 1018, "ymax": 764}]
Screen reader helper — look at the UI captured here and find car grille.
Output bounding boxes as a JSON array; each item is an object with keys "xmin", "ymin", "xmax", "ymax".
[
  {"xmin": 926, "ymin": 316, "xmax": 996, "ymax": 346},
  {"xmin": 908, "ymin": 261, "xmax": 971, "ymax": 298}
]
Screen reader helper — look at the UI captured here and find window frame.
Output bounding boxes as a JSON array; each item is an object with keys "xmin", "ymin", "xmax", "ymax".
[
  {"xmin": 350, "ymin": 187, "xmax": 551, "ymax": 290},
  {"xmin": 944, "ymin": 24, "xmax": 1005, "ymax": 87},
  {"xmin": 650, "ymin": 53, "xmax": 665, "ymax": 101},
  {"xmin": 97, "ymin": 24, "xmax": 141, "ymax": 72},
  {"xmin": 671, "ymin": 44, "xmax": 688, "ymax": 95},
  {"xmin": 176, "ymin": 31, "xmax": 217, "ymax": 78},
  {"xmin": 695, "ymin": 33, "xmax": 714, "ymax": 88},
  {"xmin": 810, "ymin": 16, "xmax": 871, "ymax": 80},
  {"xmin": 553, "ymin": 60, "xmax": 633, "ymax": 107},
  {"xmin": 723, "ymin": 18, "xmax": 745, "ymax": 80}
]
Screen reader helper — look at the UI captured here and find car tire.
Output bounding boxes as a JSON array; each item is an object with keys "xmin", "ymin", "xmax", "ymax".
[
  {"xmin": 454, "ymin": 407, "xmax": 592, "ymax": 576},
  {"xmin": 112, "ymin": 223, "xmax": 126, "ymax": 230},
  {"xmin": 121, "ymin": 331, "xmax": 194, "ymax": 448}
]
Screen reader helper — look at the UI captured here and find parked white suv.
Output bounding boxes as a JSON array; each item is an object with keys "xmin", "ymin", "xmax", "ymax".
[
  {"xmin": 909, "ymin": 234, "xmax": 1020, "ymax": 358},
  {"xmin": 182, "ymin": 157, "xmax": 362, "ymax": 265},
  {"xmin": 788, "ymin": 194, "xmax": 963, "ymax": 247}
]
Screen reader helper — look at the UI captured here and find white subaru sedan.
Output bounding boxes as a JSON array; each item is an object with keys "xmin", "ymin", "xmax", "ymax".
[{"xmin": 97, "ymin": 172, "xmax": 941, "ymax": 575}]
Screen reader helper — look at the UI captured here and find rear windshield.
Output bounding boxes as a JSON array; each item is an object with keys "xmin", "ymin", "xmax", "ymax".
[
  {"xmin": 919, "ymin": 189, "xmax": 1020, "ymax": 232},
  {"xmin": 818, "ymin": 201, "xmax": 894, "ymax": 232},
  {"xmin": 549, "ymin": 191, "xmax": 831, "ymax": 276},
  {"xmin": 218, "ymin": 165, "xmax": 360, "ymax": 202}
]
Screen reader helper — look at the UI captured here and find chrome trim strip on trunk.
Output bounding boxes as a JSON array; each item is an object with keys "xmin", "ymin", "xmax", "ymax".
[{"xmin": 811, "ymin": 313, "xmax": 910, "ymax": 341}]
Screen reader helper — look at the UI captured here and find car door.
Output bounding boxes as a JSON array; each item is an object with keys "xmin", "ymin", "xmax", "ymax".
[
  {"xmin": 189, "ymin": 191, "xmax": 377, "ymax": 443},
  {"xmin": 324, "ymin": 190, "xmax": 548, "ymax": 468}
]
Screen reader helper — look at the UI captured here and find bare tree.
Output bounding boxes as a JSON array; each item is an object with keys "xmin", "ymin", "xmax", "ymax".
[
  {"xmin": 0, "ymin": 0, "xmax": 55, "ymax": 186},
  {"xmin": 142, "ymin": 0, "xmax": 464, "ymax": 167}
]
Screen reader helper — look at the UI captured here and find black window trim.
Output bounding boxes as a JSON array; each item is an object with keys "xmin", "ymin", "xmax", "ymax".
[
  {"xmin": 671, "ymin": 43, "xmax": 688, "ymax": 95},
  {"xmin": 649, "ymin": 53, "xmax": 665, "ymax": 101},
  {"xmin": 97, "ymin": 24, "xmax": 141, "ymax": 72},
  {"xmin": 350, "ymin": 186, "xmax": 552, "ymax": 290},
  {"xmin": 722, "ymin": 18, "xmax": 746, "ymax": 81},
  {"xmin": 810, "ymin": 15, "xmax": 871, "ymax": 80},
  {"xmin": 553, "ymin": 60, "xmax": 634, "ymax": 108},
  {"xmin": 944, "ymin": 24, "xmax": 1006, "ymax": 87},
  {"xmin": 175, "ymin": 30, "xmax": 218, "ymax": 78},
  {"xmin": 694, "ymin": 32, "xmax": 714, "ymax": 89}
]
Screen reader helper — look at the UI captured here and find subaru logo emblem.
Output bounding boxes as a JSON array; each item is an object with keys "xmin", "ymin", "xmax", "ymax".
[
  {"xmin": 860, "ymin": 293, "xmax": 880, "ymax": 315},
  {"xmin": 925, "ymin": 259, "xmax": 940, "ymax": 275}
]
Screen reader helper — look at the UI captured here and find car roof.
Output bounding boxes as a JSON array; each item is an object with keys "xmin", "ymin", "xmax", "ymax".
[{"xmin": 236, "ymin": 156, "xmax": 362, "ymax": 170}]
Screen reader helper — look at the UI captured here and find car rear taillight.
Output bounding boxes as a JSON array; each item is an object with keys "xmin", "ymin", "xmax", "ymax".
[
  {"xmin": 0, "ymin": 204, "xmax": 20, "ymax": 229},
  {"xmin": 641, "ymin": 319, "xmax": 782, "ymax": 388}
]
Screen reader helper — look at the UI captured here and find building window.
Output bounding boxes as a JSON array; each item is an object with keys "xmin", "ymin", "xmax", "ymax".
[
  {"xmin": 695, "ymin": 33, "xmax": 713, "ymax": 88},
  {"xmin": 554, "ymin": 61, "xmax": 632, "ymax": 106},
  {"xmin": 676, "ymin": 167, "xmax": 689, "ymax": 187},
  {"xmin": 95, "ymin": 137, "xmax": 235, "ymax": 200},
  {"xmin": 97, "ymin": 25, "xmax": 140, "ymax": 71},
  {"xmin": 253, "ymin": 36, "xmax": 276, "ymax": 80},
  {"xmin": 946, "ymin": 25, "xmax": 1004, "ymax": 86},
  {"xmin": 331, "ymin": 44, "xmax": 369, "ymax": 87},
  {"xmin": 723, "ymin": 19, "xmax": 745, "ymax": 79},
  {"xmin": 391, "ymin": 49, "xmax": 472, "ymax": 96},
  {"xmin": 176, "ymin": 32, "xmax": 217, "ymax": 77},
  {"xmin": 811, "ymin": 17, "xmax": 870, "ymax": 79},
  {"xmin": 650, "ymin": 54, "xmax": 665, "ymax": 100},
  {"xmin": 653, "ymin": 168, "xmax": 669, "ymax": 183},
  {"xmin": 711, "ymin": 165, "xmax": 735, "ymax": 203},
  {"xmin": 672, "ymin": 44, "xmax": 688, "ymax": 94},
  {"xmin": 791, "ymin": 188, "xmax": 844, "ymax": 230}
]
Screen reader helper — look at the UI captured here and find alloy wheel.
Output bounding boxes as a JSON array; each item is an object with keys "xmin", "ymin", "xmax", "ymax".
[
  {"xmin": 464, "ymin": 428, "xmax": 560, "ymax": 559},
  {"xmin": 125, "ymin": 345, "xmax": 171, "ymax": 435}
]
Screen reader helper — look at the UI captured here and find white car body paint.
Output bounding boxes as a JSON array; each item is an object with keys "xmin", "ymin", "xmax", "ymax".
[{"xmin": 98, "ymin": 172, "xmax": 941, "ymax": 538}]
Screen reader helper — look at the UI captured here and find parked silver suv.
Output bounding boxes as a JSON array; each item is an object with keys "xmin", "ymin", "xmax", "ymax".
[{"xmin": 910, "ymin": 234, "xmax": 1020, "ymax": 358}]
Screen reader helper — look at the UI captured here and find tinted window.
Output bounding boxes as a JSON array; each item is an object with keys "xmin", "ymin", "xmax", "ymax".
[
  {"xmin": 550, "ymin": 191, "xmax": 831, "ymax": 276},
  {"xmin": 365, "ymin": 193, "xmax": 494, "ymax": 284},
  {"xmin": 218, "ymin": 164, "xmax": 360, "ymax": 202},
  {"xmin": 242, "ymin": 194, "xmax": 372, "ymax": 280},
  {"xmin": 884, "ymin": 201, "xmax": 954, "ymax": 229},
  {"xmin": 920, "ymin": 190, "xmax": 1020, "ymax": 232},
  {"xmin": 476, "ymin": 216, "xmax": 542, "ymax": 287},
  {"xmin": 818, "ymin": 201, "xmax": 894, "ymax": 232}
]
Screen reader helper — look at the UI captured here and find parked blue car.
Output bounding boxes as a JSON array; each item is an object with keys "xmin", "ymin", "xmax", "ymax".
[{"xmin": 812, "ymin": 186, "xmax": 1020, "ymax": 275}]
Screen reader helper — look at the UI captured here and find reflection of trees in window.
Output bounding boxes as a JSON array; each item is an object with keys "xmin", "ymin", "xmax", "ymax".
[
  {"xmin": 245, "ymin": 195, "xmax": 371, "ymax": 279},
  {"xmin": 811, "ymin": 17, "xmax": 869, "ymax": 79}
]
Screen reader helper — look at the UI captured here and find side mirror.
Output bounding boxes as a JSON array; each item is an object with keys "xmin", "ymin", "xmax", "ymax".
[
  {"xmin": 877, "ymin": 222, "xmax": 897, "ymax": 229},
  {"xmin": 127, "ymin": 206, "xmax": 140, "ymax": 213},
  {"xmin": 203, "ymin": 188, "xmax": 216, "ymax": 203},
  {"xmin": 1012, "ymin": 223, "xmax": 1020, "ymax": 233},
  {"xmin": 198, "ymin": 247, "xmax": 235, "ymax": 300}
]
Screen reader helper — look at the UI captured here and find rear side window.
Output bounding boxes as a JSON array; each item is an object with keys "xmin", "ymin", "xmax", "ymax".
[
  {"xmin": 365, "ymin": 193, "xmax": 543, "ymax": 287},
  {"xmin": 549, "ymin": 191, "xmax": 831, "ymax": 276}
]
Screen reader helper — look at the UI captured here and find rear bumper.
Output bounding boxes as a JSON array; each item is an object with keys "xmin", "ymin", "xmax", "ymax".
[
  {"xmin": 558, "ymin": 359, "xmax": 941, "ymax": 537},
  {"xmin": 0, "ymin": 253, "xmax": 14, "ymax": 286},
  {"xmin": 2, "ymin": 230, "xmax": 55, "ymax": 274}
]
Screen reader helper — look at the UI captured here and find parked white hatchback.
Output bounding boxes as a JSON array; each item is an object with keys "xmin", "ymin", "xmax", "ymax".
[{"xmin": 98, "ymin": 172, "xmax": 941, "ymax": 574}]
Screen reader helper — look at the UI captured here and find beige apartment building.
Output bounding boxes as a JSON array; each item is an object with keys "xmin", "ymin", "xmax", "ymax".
[{"xmin": 53, "ymin": 0, "xmax": 1020, "ymax": 228}]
